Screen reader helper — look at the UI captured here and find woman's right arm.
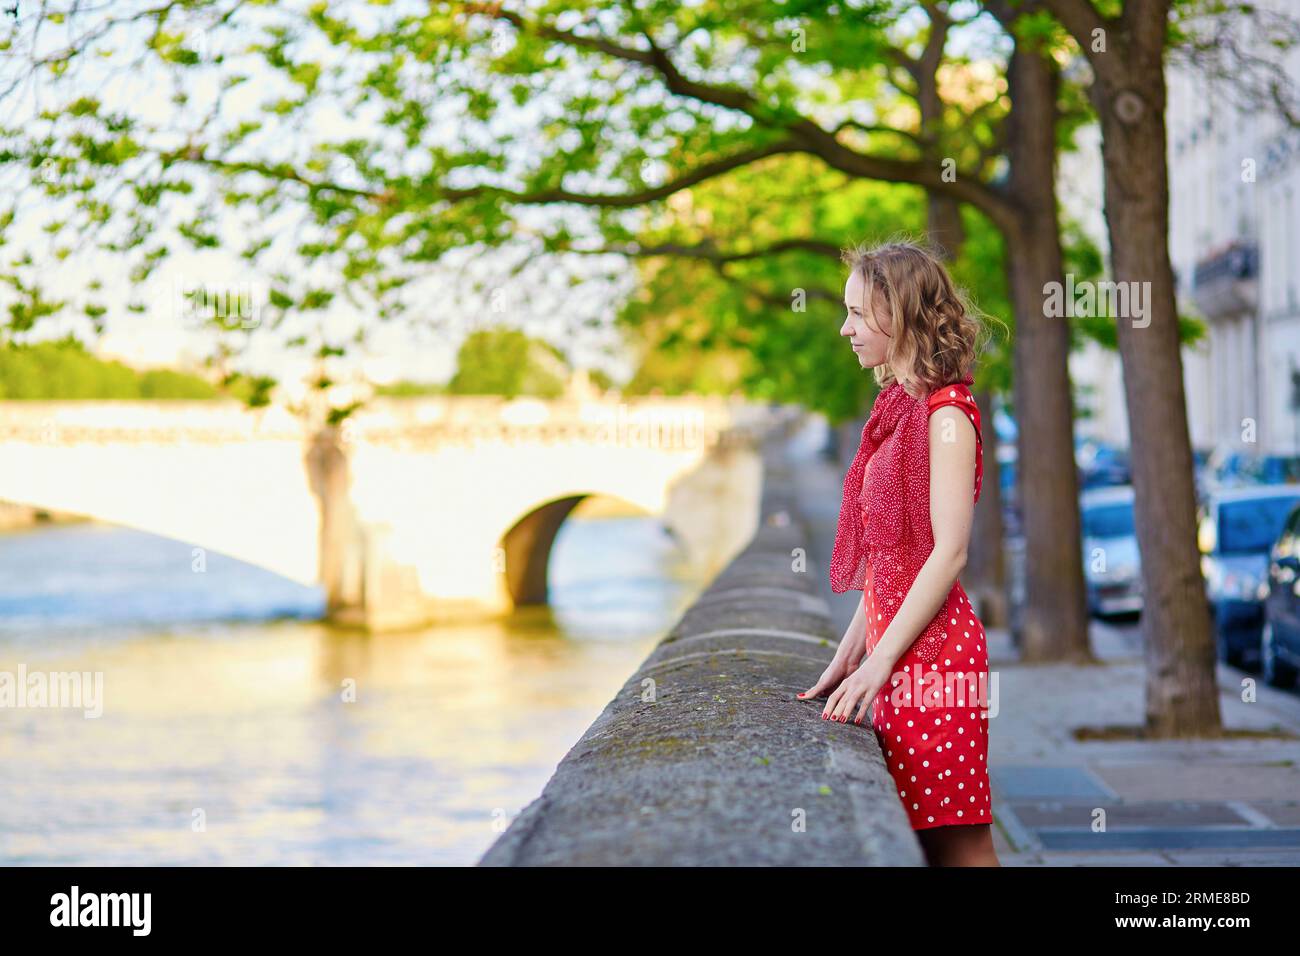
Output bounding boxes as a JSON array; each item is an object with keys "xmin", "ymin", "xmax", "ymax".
[
  {"xmin": 798, "ymin": 595, "xmax": 868, "ymax": 699},
  {"xmin": 839, "ymin": 597, "xmax": 868, "ymax": 667}
]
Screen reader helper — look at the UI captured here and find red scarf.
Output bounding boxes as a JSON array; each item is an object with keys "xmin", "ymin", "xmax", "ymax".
[{"xmin": 829, "ymin": 373, "xmax": 976, "ymax": 663}]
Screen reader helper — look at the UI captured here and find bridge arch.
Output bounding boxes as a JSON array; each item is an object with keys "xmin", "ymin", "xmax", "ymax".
[{"xmin": 498, "ymin": 492, "xmax": 685, "ymax": 607}]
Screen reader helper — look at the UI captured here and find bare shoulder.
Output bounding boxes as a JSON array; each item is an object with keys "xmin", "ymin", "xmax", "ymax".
[{"xmin": 928, "ymin": 405, "xmax": 977, "ymax": 448}]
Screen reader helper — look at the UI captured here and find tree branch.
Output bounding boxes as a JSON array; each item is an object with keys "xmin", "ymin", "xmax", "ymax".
[
  {"xmin": 1036, "ymin": 0, "xmax": 1116, "ymax": 70},
  {"xmin": 558, "ymin": 236, "xmax": 845, "ymax": 263},
  {"xmin": 444, "ymin": 139, "xmax": 806, "ymax": 206},
  {"xmin": 831, "ymin": 119, "xmax": 925, "ymax": 147},
  {"xmin": 468, "ymin": 5, "xmax": 1017, "ymax": 230}
]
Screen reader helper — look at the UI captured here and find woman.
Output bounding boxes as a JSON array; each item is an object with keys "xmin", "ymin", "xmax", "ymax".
[{"xmin": 798, "ymin": 239, "xmax": 999, "ymax": 868}]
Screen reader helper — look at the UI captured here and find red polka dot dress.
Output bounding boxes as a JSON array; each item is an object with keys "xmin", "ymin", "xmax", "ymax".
[{"xmin": 860, "ymin": 383, "xmax": 991, "ymax": 830}]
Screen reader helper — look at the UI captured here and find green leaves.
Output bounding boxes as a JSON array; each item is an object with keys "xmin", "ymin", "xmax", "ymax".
[
  {"xmin": 1, "ymin": 274, "xmax": 64, "ymax": 336},
  {"xmin": 148, "ymin": 30, "xmax": 204, "ymax": 67},
  {"xmin": 448, "ymin": 327, "xmax": 570, "ymax": 398},
  {"xmin": 0, "ymin": 338, "xmax": 221, "ymax": 399}
]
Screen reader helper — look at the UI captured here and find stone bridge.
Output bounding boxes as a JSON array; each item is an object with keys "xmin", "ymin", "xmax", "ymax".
[{"xmin": 0, "ymin": 396, "xmax": 793, "ymax": 630}]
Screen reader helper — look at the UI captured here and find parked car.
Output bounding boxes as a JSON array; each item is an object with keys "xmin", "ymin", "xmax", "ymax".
[
  {"xmin": 1261, "ymin": 501, "xmax": 1300, "ymax": 688},
  {"xmin": 1199, "ymin": 484, "xmax": 1300, "ymax": 667},
  {"xmin": 1080, "ymin": 485, "xmax": 1142, "ymax": 617},
  {"xmin": 1202, "ymin": 450, "xmax": 1300, "ymax": 497},
  {"xmin": 1255, "ymin": 455, "xmax": 1300, "ymax": 485},
  {"xmin": 1076, "ymin": 439, "xmax": 1132, "ymax": 490}
]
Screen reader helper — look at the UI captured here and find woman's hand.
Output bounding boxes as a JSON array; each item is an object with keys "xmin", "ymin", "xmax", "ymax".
[
  {"xmin": 822, "ymin": 654, "xmax": 892, "ymax": 725},
  {"xmin": 797, "ymin": 654, "xmax": 857, "ymax": 701}
]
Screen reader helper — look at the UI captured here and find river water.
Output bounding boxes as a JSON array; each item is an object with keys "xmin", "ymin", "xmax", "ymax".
[{"xmin": 0, "ymin": 514, "xmax": 707, "ymax": 865}]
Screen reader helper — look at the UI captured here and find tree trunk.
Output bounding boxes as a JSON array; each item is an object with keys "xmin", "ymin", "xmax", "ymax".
[
  {"xmin": 1091, "ymin": 49, "xmax": 1223, "ymax": 736},
  {"xmin": 927, "ymin": 194, "xmax": 967, "ymax": 261},
  {"xmin": 1002, "ymin": 44, "xmax": 1093, "ymax": 662}
]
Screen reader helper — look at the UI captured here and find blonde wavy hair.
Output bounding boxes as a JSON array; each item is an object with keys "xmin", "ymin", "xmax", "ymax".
[{"xmin": 841, "ymin": 237, "xmax": 989, "ymax": 398}]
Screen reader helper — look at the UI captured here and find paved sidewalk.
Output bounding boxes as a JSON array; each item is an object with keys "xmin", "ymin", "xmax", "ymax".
[
  {"xmin": 982, "ymin": 622, "xmax": 1300, "ymax": 866},
  {"xmin": 787, "ymin": 416, "xmax": 1300, "ymax": 866}
]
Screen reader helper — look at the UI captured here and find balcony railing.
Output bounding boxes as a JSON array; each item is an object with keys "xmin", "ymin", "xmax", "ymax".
[{"xmin": 1192, "ymin": 240, "xmax": 1259, "ymax": 319}]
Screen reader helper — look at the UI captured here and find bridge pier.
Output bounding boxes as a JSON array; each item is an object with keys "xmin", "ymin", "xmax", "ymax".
[
  {"xmin": 306, "ymin": 426, "xmax": 490, "ymax": 631},
  {"xmin": 305, "ymin": 425, "xmax": 364, "ymax": 621}
]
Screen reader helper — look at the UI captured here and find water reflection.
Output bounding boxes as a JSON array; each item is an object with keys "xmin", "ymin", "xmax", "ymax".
[{"xmin": 0, "ymin": 512, "xmax": 704, "ymax": 865}]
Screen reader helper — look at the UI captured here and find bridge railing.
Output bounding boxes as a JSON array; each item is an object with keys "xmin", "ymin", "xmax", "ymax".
[
  {"xmin": 0, "ymin": 397, "xmax": 794, "ymax": 450},
  {"xmin": 478, "ymin": 421, "xmax": 924, "ymax": 866}
]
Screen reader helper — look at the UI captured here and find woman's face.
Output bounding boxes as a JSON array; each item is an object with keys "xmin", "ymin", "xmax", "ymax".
[{"xmin": 841, "ymin": 269, "xmax": 892, "ymax": 370}]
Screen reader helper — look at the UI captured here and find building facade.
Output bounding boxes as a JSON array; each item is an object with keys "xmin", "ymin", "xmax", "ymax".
[
  {"xmin": 1166, "ymin": 32, "xmax": 1300, "ymax": 456},
  {"xmin": 1059, "ymin": 22, "xmax": 1300, "ymax": 459}
]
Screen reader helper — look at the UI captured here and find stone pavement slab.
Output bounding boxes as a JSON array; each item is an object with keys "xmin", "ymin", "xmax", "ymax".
[
  {"xmin": 1092, "ymin": 762, "xmax": 1300, "ymax": 802},
  {"xmin": 1009, "ymin": 801, "xmax": 1250, "ymax": 828}
]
